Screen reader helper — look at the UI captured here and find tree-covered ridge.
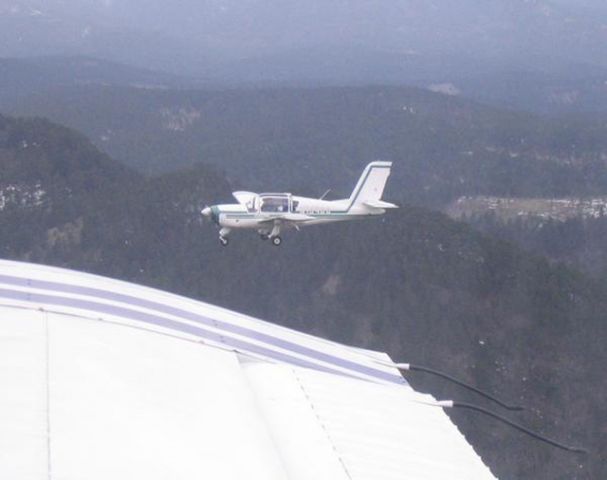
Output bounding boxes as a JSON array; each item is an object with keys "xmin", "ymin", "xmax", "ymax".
[
  {"xmin": 9, "ymin": 85, "xmax": 607, "ymax": 207},
  {"xmin": 0, "ymin": 114, "xmax": 140, "ymax": 259},
  {"xmin": 466, "ymin": 212, "xmax": 607, "ymax": 280},
  {"xmin": 0, "ymin": 113, "xmax": 133, "ymax": 187},
  {"xmin": 0, "ymin": 113, "xmax": 603, "ymax": 478}
]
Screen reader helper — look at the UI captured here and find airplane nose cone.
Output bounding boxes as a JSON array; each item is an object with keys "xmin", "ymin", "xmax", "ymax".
[{"xmin": 201, "ymin": 207, "xmax": 211, "ymax": 217}]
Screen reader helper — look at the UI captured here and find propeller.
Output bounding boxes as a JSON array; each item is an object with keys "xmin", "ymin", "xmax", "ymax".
[{"xmin": 201, "ymin": 206, "xmax": 211, "ymax": 218}]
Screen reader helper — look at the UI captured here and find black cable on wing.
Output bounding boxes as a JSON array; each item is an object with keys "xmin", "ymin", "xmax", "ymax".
[
  {"xmin": 390, "ymin": 362, "xmax": 524, "ymax": 411},
  {"xmin": 451, "ymin": 402, "xmax": 586, "ymax": 454}
]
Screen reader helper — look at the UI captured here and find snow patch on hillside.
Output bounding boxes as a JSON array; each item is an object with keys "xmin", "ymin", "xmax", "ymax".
[
  {"xmin": 446, "ymin": 195, "xmax": 607, "ymax": 222},
  {"xmin": 427, "ymin": 83, "xmax": 460, "ymax": 96},
  {"xmin": 160, "ymin": 107, "xmax": 201, "ymax": 131},
  {"xmin": 548, "ymin": 89, "xmax": 580, "ymax": 105},
  {"xmin": 0, "ymin": 184, "xmax": 46, "ymax": 211}
]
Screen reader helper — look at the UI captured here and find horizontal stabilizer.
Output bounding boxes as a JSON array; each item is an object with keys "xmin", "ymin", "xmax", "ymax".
[{"xmin": 363, "ymin": 200, "xmax": 399, "ymax": 209}]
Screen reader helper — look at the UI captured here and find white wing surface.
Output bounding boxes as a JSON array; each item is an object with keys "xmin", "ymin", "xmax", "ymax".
[
  {"xmin": 0, "ymin": 259, "xmax": 498, "ymax": 480},
  {"xmin": 232, "ymin": 190, "xmax": 258, "ymax": 205}
]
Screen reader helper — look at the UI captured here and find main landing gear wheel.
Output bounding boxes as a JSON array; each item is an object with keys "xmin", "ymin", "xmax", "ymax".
[
  {"xmin": 271, "ymin": 236, "xmax": 282, "ymax": 246},
  {"xmin": 219, "ymin": 236, "xmax": 229, "ymax": 247}
]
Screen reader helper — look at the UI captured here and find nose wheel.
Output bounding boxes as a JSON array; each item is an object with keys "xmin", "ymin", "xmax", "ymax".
[
  {"xmin": 271, "ymin": 236, "xmax": 282, "ymax": 246},
  {"xmin": 219, "ymin": 236, "xmax": 229, "ymax": 247}
]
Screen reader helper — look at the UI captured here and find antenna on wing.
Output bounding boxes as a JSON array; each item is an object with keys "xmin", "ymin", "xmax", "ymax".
[
  {"xmin": 423, "ymin": 400, "xmax": 586, "ymax": 454},
  {"xmin": 379, "ymin": 361, "xmax": 523, "ymax": 411},
  {"xmin": 380, "ymin": 360, "xmax": 586, "ymax": 453}
]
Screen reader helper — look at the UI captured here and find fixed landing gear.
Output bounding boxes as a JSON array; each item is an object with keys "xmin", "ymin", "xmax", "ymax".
[
  {"xmin": 218, "ymin": 228, "xmax": 231, "ymax": 246},
  {"xmin": 269, "ymin": 224, "xmax": 282, "ymax": 246},
  {"xmin": 259, "ymin": 231, "xmax": 281, "ymax": 245}
]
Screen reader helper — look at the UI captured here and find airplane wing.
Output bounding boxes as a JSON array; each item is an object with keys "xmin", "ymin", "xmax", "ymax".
[
  {"xmin": 0, "ymin": 259, "xmax": 498, "ymax": 480},
  {"xmin": 232, "ymin": 191, "xmax": 258, "ymax": 206}
]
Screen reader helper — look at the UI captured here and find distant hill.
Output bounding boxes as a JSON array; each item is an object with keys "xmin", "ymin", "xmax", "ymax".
[
  {"xmin": 0, "ymin": 56, "xmax": 194, "ymax": 106},
  {"xmin": 204, "ymin": 49, "xmax": 607, "ymax": 114},
  {"xmin": 0, "ymin": 113, "xmax": 604, "ymax": 479},
  {"xmin": 453, "ymin": 64, "xmax": 607, "ymax": 114},
  {"xmin": 8, "ymin": 85, "xmax": 607, "ymax": 206}
]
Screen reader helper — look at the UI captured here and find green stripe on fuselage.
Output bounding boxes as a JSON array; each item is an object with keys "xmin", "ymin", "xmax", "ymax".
[{"xmin": 222, "ymin": 213, "xmax": 369, "ymax": 220}]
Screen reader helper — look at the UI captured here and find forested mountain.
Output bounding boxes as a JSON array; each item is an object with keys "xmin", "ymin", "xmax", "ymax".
[
  {"xmin": 0, "ymin": 113, "xmax": 604, "ymax": 479},
  {"xmin": 461, "ymin": 212, "xmax": 607, "ymax": 281},
  {"xmin": 445, "ymin": 193, "xmax": 607, "ymax": 280},
  {"xmin": 9, "ymin": 85, "xmax": 607, "ymax": 206}
]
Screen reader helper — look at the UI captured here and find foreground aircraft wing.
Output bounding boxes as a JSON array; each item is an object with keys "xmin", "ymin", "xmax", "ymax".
[
  {"xmin": 0, "ymin": 259, "xmax": 498, "ymax": 480},
  {"xmin": 232, "ymin": 191, "xmax": 258, "ymax": 206}
]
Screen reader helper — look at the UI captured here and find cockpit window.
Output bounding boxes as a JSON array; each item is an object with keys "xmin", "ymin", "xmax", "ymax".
[
  {"xmin": 260, "ymin": 197, "xmax": 289, "ymax": 213},
  {"xmin": 292, "ymin": 200, "xmax": 299, "ymax": 212},
  {"xmin": 246, "ymin": 198, "xmax": 256, "ymax": 212}
]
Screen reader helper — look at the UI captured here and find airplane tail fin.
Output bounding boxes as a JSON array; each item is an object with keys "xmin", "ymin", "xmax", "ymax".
[{"xmin": 348, "ymin": 161, "xmax": 393, "ymax": 206}]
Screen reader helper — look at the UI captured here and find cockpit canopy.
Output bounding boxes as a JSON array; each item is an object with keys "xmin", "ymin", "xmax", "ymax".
[
  {"xmin": 238, "ymin": 192, "xmax": 299, "ymax": 213},
  {"xmin": 259, "ymin": 193, "xmax": 290, "ymax": 213}
]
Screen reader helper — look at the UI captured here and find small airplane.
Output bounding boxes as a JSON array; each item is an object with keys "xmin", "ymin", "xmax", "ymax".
[{"xmin": 201, "ymin": 161, "xmax": 398, "ymax": 246}]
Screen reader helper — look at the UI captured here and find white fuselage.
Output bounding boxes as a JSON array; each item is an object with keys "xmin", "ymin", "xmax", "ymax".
[{"xmin": 211, "ymin": 195, "xmax": 384, "ymax": 231}]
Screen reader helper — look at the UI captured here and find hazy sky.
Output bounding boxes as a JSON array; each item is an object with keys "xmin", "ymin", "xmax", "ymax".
[{"xmin": 1, "ymin": 0, "xmax": 606, "ymax": 75}]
